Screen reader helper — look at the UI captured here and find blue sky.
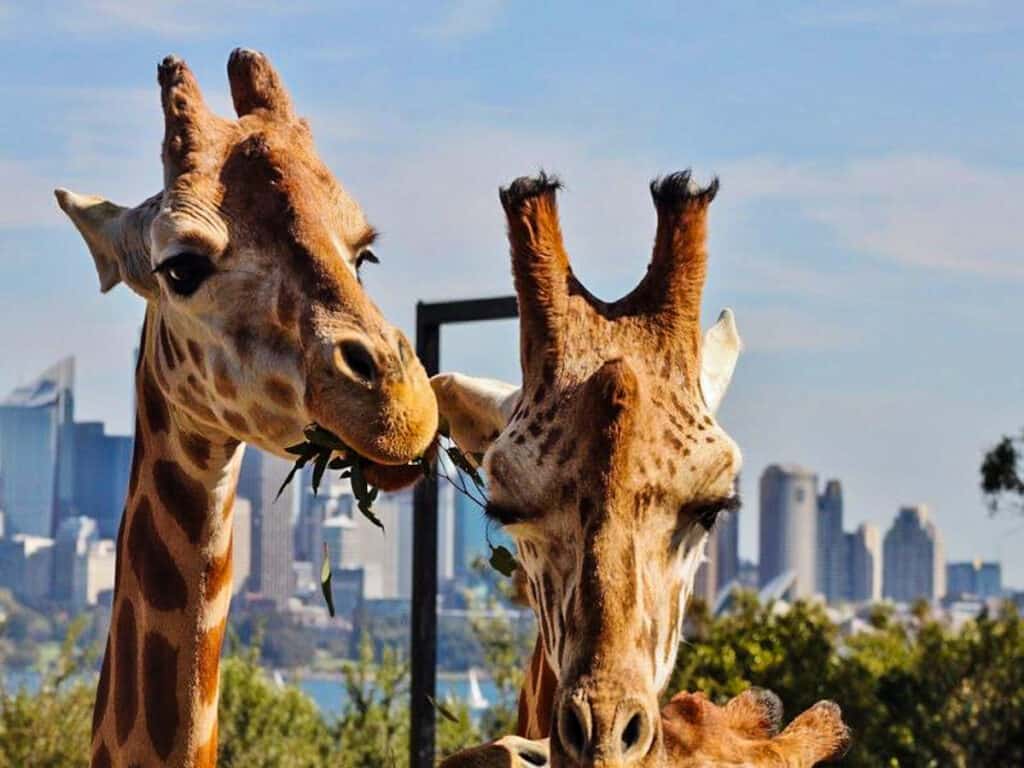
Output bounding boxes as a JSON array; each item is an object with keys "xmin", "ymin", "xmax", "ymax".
[{"xmin": 1, "ymin": 1, "xmax": 1022, "ymax": 583}]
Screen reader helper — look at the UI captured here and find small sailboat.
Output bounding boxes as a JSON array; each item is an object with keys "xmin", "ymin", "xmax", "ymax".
[{"xmin": 467, "ymin": 667, "xmax": 489, "ymax": 710}]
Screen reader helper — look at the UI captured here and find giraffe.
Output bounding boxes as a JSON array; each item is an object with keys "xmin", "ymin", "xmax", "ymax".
[
  {"xmin": 440, "ymin": 688, "xmax": 850, "ymax": 767},
  {"xmin": 432, "ymin": 171, "xmax": 764, "ymax": 767},
  {"xmin": 54, "ymin": 49, "xmax": 437, "ymax": 767}
]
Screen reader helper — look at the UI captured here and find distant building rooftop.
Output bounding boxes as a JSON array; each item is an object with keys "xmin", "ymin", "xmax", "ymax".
[{"xmin": 2, "ymin": 357, "xmax": 74, "ymax": 408}]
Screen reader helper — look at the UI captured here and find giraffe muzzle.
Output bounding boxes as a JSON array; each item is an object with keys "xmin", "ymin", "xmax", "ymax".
[{"xmin": 556, "ymin": 687, "xmax": 659, "ymax": 767}]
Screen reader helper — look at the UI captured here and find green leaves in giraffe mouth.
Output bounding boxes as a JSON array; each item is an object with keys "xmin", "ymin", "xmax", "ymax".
[
  {"xmin": 278, "ymin": 423, "xmax": 387, "ymax": 530},
  {"xmin": 278, "ymin": 422, "xmax": 520, "ymax": 617}
]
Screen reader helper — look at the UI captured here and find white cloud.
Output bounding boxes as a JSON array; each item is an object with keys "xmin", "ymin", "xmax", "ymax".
[
  {"xmin": 724, "ymin": 154, "xmax": 1024, "ymax": 280},
  {"xmin": 420, "ymin": 0, "xmax": 506, "ymax": 42}
]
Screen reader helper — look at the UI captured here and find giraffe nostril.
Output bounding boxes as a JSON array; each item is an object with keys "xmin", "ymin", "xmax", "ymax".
[
  {"xmin": 338, "ymin": 339, "xmax": 378, "ymax": 386},
  {"xmin": 621, "ymin": 712, "xmax": 642, "ymax": 752},
  {"xmin": 518, "ymin": 747, "xmax": 547, "ymax": 766},
  {"xmin": 558, "ymin": 698, "xmax": 590, "ymax": 761},
  {"xmin": 616, "ymin": 703, "xmax": 654, "ymax": 761}
]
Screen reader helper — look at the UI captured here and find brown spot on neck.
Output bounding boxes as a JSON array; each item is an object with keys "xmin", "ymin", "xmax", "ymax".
[
  {"xmin": 114, "ymin": 599, "xmax": 139, "ymax": 745},
  {"xmin": 142, "ymin": 631, "xmax": 180, "ymax": 760},
  {"xmin": 140, "ymin": 365, "xmax": 169, "ymax": 435},
  {"xmin": 127, "ymin": 496, "xmax": 189, "ymax": 612},
  {"xmin": 153, "ymin": 460, "xmax": 209, "ymax": 544}
]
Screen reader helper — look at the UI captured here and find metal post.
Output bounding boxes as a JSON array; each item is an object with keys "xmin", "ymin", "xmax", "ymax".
[
  {"xmin": 410, "ymin": 302, "xmax": 441, "ymax": 768},
  {"xmin": 409, "ymin": 296, "xmax": 517, "ymax": 768}
]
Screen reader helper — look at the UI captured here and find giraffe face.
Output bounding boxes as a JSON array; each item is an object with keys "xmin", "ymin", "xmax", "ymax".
[
  {"xmin": 57, "ymin": 50, "xmax": 437, "ymax": 468},
  {"xmin": 433, "ymin": 173, "xmax": 742, "ymax": 767}
]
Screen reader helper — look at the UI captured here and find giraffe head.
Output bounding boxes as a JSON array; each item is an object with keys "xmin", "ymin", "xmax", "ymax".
[
  {"xmin": 433, "ymin": 173, "xmax": 742, "ymax": 766},
  {"xmin": 440, "ymin": 689, "xmax": 850, "ymax": 768},
  {"xmin": 55, "ymin": 50, "xmax": 437, "ymax": 472}
]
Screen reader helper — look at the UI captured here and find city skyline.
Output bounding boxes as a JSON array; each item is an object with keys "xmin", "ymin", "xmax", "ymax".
[{"xmin": 1, "ymin": 354, "xmax": 1017, "ymax": 594}]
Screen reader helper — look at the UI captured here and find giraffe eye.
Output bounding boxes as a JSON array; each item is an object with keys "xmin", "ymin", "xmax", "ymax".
[{"xmin": 154, "ymin": 252, "xmax": 214, "ymax": 297}]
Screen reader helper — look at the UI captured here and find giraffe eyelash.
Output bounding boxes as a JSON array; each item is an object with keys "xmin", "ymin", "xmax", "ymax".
[{"xmin": 686, "ymin": 494, "xmax": 742, "ymax": 532}]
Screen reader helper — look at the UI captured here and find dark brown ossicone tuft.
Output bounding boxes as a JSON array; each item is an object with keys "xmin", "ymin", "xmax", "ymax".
[
  {"xmin": 157, "ymin": 55, "xmax": 186, "ymax": 87},
  {"xmin": 499, "ymin": 171, "xmax": 563, "ymax": 211},
  {"xmin": 649, "ymin": 170, "xmax": 719, "ymax": 210}
]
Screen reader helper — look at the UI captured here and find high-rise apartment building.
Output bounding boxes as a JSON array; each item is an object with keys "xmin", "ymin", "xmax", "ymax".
[
  {"xmin": 0, "ymin": 358, "xmax": 76, "ymax": 537},
  {"xmin": 238, "ymin": 449, "xmax": 297, "ymax": 609},
  {"xmin": 883, "ymin": 505, "xmax": 945, "ymax": 602},
  {"xmin": 72, "ymin": 422, "xmax": 132, "ymax": 538},
  {"xmin": 846, "ymin": 522, "xmax": 882, "ymax": 602},
  {"xmin": 946, "ymin": 560, "xmax": 1002, "ymax": 599},
  {"xmin": 715, "ymin": 502, "xmax": 740, "ymax": 591},
  {"xmin": 759, "ymin": 464, "xmax": 819, "ymax": 598},
  {"xmin": 817, "ymin": 479, "xmax": 844, "ymax": 603},
  {"xmin": 52, "ymin": 515, "xmax": 99, "ymax": 604}
]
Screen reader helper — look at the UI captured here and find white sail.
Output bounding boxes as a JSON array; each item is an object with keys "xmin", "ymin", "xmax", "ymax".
[{"xmin": 467, "ymin": 667, "xmax": 489, "ymax": 710}]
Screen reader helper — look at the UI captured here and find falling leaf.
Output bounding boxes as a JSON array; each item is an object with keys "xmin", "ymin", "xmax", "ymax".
[
  {"xmin": 320, "ymin": 543, "xmax": 335, "ymax": 617},
  {"xmin": 426, "ymin": 695, "xmax": 459, "ymax": 723},
  {"xmin": 489, "ymin": 545, "xmax": 518, "ymax": 577},
  {"xmin": 312, "ymin": 452, "xmax": 330, "ymax": 496}
]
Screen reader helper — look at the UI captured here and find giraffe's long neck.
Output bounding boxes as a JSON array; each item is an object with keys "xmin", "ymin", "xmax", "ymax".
[
  {"xmin": 516, "ymin": 637, "xmax": 557, "ymax": 740},
  {"xmin": 91, "ymin": 311, "xmax": 244, "ymax": 768}
]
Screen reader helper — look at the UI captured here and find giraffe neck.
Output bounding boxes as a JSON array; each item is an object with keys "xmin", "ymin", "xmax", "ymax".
[
  {"xmin": 516, "ymin": 637, "xmax": 558, "ymax": 740},
  {"xmin": 91, "ymin": 311, "xmax": 244, "ymax": 768}
]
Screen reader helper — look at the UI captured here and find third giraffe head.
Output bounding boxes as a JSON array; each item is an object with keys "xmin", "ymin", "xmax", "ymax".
[{"xmin": 434, "ymin": 172, "xmax": 743, "ymax": 767}]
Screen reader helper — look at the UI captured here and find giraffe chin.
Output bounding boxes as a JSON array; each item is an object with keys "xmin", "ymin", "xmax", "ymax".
[{"xmin": 362, "ymin": 437, "xmax": 438, "ymax": 491}]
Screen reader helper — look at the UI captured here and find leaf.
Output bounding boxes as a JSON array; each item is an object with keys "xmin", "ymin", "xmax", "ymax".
[
  {"xmin": 275, "ymin": 458, "xmax": 305, "ymax": 502},
  {"xmin": 358, "ymin": 498, "xmax": 385, "ymax": 532},
  {"xmin": 320, "ymin": 543, "xmax": 335, "ymax": 618},
  {"xmin": 286, "ymin": 442, "xmax": 320, "ymax": 458},
  {"xmin": 446, "ymin": 445, "xmax": 483, "ymax": 488},
  {"xmin": 350, "ymin": 458, "xmax": 369, "ymax": 502},
  {"xmin": 426, "ymin": 695, "xmax": 459, "ymax": 723},
  {"xmin": 312, "ymin": 451, "xmax": 330, "ymax": 496},
  {"xmin": 303, "ymin": 423, "xmax": 347, "ymax": 450},
  {"xmin": 489, "ymin": 545, "xmax": 518, "ymax": 577}
]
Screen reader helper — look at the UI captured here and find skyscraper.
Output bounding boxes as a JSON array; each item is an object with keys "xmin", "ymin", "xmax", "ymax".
[
  {"xmin": 817, "ymin": 479, "xmax": 844, "ymax": 603},
  {"xmin": 946, "ymin": 560, "xmax": 1002, "ymax": 599},
  {"xmin": 52, "ymin": 515, "xmax": 99, "ymax": 604},
  {"xmin": 72, "ymin": 422, "xmax": 132, "ymax": 538},
  {"xmin": 693, "ymin": 525, "xmax": 719, "ymax": 604},
  {"xmin": 238, "ymin": 449, "xmax": 297, "ymax": 609},
  {"xmin": 759, "ymin": 464, "xmax": 819, "ymax": 598},
  {"xmin": 883, "ymin": 505, "xmax": 945, "ymax": 602},
  {"xmin": 0, "ymin": 358, "xmax": 75, "ymax": 537},
  {"xmin": 231, "ymin": 498, "xmax": 252, "ymax": 596},
  {"xmin": 715, "ymin": 502, "xmax": 740, "ymax": 591},
  {"xmin": 846, "ymin": 523, "xmax": 882, "ymax": 603}
]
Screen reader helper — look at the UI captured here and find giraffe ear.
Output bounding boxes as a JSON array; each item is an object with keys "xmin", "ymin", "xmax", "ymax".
[
  {"xmin": 54, "ymin": 189, "xmax": 159, "ymax": 298},
  {"xmin": 699, "ymin": 308, "xmax": 741, "ymax": 414},
  {"xmin": 431, "ymin": 373, "xmax": 520, "ymax": 458}
]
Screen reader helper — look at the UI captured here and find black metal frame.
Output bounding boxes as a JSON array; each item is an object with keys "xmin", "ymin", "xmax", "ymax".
[{"xmin": 410, "ymin": 296, "xmax": 518, "ymax": 768}]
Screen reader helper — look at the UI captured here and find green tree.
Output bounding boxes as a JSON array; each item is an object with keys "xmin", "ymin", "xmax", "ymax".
[
  {"xmin": 217, "ymin": 643, "xmax": 332, "ymax": 768},
  {"xmin": 671, "ymin": 589, "xmax": 1024, "ymax": 768},
  {"xmin": 981, "ymin": 429, "xmax": 1024, "ymax": 513},
  {"xmin": 0, "ymin": 619, "xmax": 94, "ymax": 768}
]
